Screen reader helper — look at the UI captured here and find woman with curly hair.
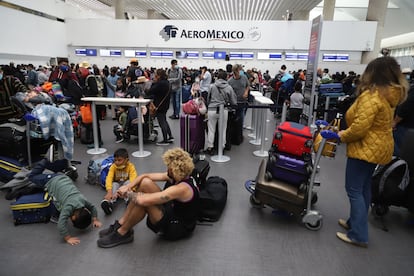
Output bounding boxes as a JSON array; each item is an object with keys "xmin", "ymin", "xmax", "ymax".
[{"xmin": 97, "ymin": 148, "xmax": 199, "ymax": 248}]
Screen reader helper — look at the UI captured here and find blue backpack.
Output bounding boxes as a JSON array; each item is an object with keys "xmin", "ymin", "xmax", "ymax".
[
  {"xmin": 86, "ymin": 155, "xmax": 114, "ymax": 189},
  {"xmin": 99, "ymin": 156, "xmax": 114, "ymax": 189}
]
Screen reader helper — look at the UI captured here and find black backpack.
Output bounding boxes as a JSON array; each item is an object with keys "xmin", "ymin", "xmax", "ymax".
[
  {"xmin": 198, "ymin": 176, "xmax": 228, "ymax": 222},
  {"xmin": 371, "ymin": 157, "xmax": 410, "ymax": 207}
]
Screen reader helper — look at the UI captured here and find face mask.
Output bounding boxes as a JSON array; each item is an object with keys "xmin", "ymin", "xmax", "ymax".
[
  {"xmin": 59, "ymin": 65, "xmax": 69, "ymax": 72},
  {"xmin": 115, "ymin": 164, "xmax": 126, "ymax": 170},
  {"xmin": 195, "ymin": 78, "xmax": 200, "ymax": 82},
  {"xmin": 406, "ymin": 75, "xmax": 410, "ymax": 80},
  {"xmin": 0, "ymin": 73, "xmax": 2, "ymax": 80}
]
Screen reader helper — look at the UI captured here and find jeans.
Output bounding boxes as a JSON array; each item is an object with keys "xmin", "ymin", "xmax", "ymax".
[
  {"xmin": 156, "ymin": 112, "xmax": 172, "ymax": 141},
  {"xmin": 345, "ymin": 157, "xmax": 376, "ymax": 243},
  {"xmin": 171, "ymin": 88, "xmax": 182, "ymax": 116},
  {"xmin": 29, "ymin": 159, "xmax": 69, "ymax": 188}
]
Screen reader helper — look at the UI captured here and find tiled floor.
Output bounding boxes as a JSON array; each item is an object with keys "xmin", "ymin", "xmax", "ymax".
[{"xmin": 1, "ymin": 107, "xmax": 414, "ymax": 276}]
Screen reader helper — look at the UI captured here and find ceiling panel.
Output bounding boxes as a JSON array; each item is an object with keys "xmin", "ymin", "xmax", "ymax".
[{"xmin": 68, "ymin": 0, "xmax": 322, "ymax": 20}]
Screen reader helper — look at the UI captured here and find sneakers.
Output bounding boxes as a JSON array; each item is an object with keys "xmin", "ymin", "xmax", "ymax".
[
  {"xmin": 99, "ymin": 220, "xmax": 121, "ymax": 238},
  {"xmin": 97, "ymin": 229, "xmax": 134, "ymax": 248},
  {"xmin": 338, "ymin": 218, "xmax": 350, "ymax": 230},
  {"xmin": 336, "ymin": 232, "xmax": 368, "ymax": 248},
  {"xmin": 115, "ymin": 138, "xmax": 124, "ymax": 144},
  {"xmin": 101, "ymin": 200, "xmax": 113, "ymax": 215},
  {"xmin": 156, "ymin": 140, "xmax": 170, "ymax": 146},
  {"xmin": 169, "ymin": 115, "xmax": 179, "ymax": 119},
  {"xmin": 204, "ymin": 147, "xmax": 215, "ymax": 155},
  {"xmin": 167, "ymin": 136, "xmax": 174, "ymax": 143}
]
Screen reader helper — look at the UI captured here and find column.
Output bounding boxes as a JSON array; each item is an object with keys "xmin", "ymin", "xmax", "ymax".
[
  {"xmin": 322, "ymin": 0, "xmax": 336, "ymax": 21},
  {"xmin": 114, "ymin": 0, "xmax": 124, "ymax": 19},
  {"xmin": 361, "ymin": 0, "xmax": 389, "ymax": 64}
]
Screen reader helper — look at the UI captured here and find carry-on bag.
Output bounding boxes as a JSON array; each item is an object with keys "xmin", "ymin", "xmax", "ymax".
[
  {"xmin": 192, "ymin": 156, "xmax": 210, "ymax": 187},
  {"xmin": 271, "ymin": 121, "xmax": 313, "ymax": 160},
  {"xmin": 198, "ymin": 176, "xmax": 228, "ymax": 222},
  {"xmin": 254, "ymin": 159, "xmax": 306, "ymax": 216},
  {"xmin": 265, "ymin": 152, "xmax": 310, "ymax": 187},
  {"xmin": 180, "ymin": 114, "xmax": 205, "ymax": 155},
  {"xmin": 0, "ymin": 122, "xmax": 54, "ymax": 162},
  {"xmin": 10, "ymin": 192, "xmax": 56, "ymax": 225},
  {"xmin": 0, "ymin": 156, "xmax": 24, "ymax": 183}
]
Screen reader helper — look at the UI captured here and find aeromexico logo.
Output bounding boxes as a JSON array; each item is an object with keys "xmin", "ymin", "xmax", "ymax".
[{"xmin": 160, "ymin": 25, "xmax": 261, "ymax": 43}]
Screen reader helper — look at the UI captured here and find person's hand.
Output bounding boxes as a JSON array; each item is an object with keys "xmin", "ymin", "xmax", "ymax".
[
  {"xmin": 93, "ymin": 218, "xmax": 102, "ymax": 228},
  {"xmin": 65, "ymin": 236, "xmax": 80, "ymax": 246},
  {"xmin": 104, "ymin": 192, "xmax": 112, "ymax": 201},
  {"xmin": 117, "ymin": 185, "xmax": 130, "ymax": 198}
]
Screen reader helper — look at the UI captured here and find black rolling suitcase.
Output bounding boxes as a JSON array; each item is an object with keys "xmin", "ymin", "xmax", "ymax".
[{"xmin": 0, "ymin": 122, "xmax": 54, "ymax": 162}]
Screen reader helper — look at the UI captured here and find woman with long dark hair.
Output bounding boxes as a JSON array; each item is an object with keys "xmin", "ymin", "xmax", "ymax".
[{"xmin": 147, "ymin": 68, "xmax": 173, "ymax": 145}]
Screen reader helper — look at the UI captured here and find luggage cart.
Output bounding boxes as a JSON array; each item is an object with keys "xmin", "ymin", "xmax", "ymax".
[{"xmin": 245, "ymin": 128, "xmax": 339, "ymax": 231}]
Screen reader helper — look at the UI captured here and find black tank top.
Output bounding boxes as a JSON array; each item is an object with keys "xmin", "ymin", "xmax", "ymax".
[{"xmin": 163, "ymin": 177, "xmax": 200, "ymax": 228}]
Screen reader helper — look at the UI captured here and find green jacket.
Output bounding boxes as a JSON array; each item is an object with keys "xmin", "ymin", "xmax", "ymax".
[{"xmin": 46, "ymin": 175, "xmax": 97, "ymax": 238}]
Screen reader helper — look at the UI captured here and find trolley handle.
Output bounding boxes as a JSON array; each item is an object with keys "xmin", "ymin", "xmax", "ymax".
[
  {"xmin": 315, "ymin": 119, "xmax": 329, "ymax": 128},
  {"xmin": 320, "ymin": 129, "xmax": 340, "ymax": 140}
]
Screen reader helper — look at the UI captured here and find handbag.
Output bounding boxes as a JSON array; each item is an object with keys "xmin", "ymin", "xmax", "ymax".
[{"xmin": 148, "ymin": 102, "xmax": 157, "ymax": 117}]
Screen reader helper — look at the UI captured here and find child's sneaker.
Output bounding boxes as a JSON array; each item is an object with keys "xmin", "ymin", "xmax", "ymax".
[{"xmin": 101, "ymin": 200, "xmax": 113, "ymax": 215}]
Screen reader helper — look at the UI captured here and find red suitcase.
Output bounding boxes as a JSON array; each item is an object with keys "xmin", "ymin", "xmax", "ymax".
[{"xmin": 271, "ymin": 121, "xmax": 313, "ymax": 160}]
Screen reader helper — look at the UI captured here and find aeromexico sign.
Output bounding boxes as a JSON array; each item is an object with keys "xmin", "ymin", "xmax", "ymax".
[{"xmin": 160, "ymin": 25, "xmax": 261, "ymax": 43}]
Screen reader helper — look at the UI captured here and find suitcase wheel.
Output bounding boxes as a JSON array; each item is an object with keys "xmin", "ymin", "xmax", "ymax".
[
  {"xmin": 304, "ymin": 218, "xmax": 323, "ymax": 231},
  {"xmin": 265, "ymin": 171, "xmax": 273, "ymax": 181},
  {"xmin": 249, "ymin": 195, "xmax": 264, "ymax": 208},
  {"xmin": 371, "ymin": 204, "xmax": 389, "ymax": 217}
]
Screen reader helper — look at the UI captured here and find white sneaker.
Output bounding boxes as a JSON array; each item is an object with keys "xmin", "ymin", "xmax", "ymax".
[{"xmin": 115, "ymin": 138, "xmax": 124, "ymax": 143}]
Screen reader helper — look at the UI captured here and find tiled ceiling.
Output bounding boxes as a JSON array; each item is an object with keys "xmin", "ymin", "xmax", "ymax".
[{"xmin": 67, "ymin": 0, "xmax": 322, "ymax": 20}]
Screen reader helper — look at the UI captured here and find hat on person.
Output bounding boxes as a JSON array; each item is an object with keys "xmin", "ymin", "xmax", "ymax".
[
  {"xmin": 130, "ymin": 58, "xmax": 138, "ymax": 64},
  {"xmin": 402, "ymin": 68, "xmax": 411, "ymax": 74},
  {"xmin": 79, "ymin": 61, "xmax": 90, "ymax": 68},
  {"xmin": 136, "ymin": 76, "xmax": 148, "ymax": 84}
]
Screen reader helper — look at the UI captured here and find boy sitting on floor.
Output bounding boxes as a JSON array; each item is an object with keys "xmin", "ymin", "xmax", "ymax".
[{"xmin": 101, "ymin": 148, "xmax": 138, "ymax": 215}]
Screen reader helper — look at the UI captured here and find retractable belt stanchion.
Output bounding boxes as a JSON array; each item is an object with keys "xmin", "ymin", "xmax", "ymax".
[
  {"xmin": 280, "ymin": 101, "xmax": 288, "ymax": 123},
  {"xmin": 131, "ymin": 101, "xmax": 151, "ymax": 158},
  {"xmin": 87, "ymin": 101, "xmax": 107, "ymax": 155},
  {"xmin": 211, "ymin": 104, "xmax": 230, "ymax": 163},
  {"xmin": 248, "ymin": 91, "xmax": 263, "ymax": 138},
  {"xmin": 253, "ymin": 96, "xmax": 274, "ymax": 157}
]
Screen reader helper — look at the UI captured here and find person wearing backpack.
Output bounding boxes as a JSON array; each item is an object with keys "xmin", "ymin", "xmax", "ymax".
[
  {"xmin": 97, "ymin": 148, "xmax": 199, "ymax": 248},
  {"xmin": 101, "ymin": 148, "xmax": 137, "ymax": 215},
  {"xmin": 336, "ymin": 57, "xmax": 408, "ymax": 248},
  {"xmin": 78, "ymin": 61, "xmax": 103, "ymax": 148}
]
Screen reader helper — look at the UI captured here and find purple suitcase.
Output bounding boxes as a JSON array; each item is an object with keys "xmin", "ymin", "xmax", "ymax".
[
  {"xmin": 180, "ymin": 114, "xmax": 205, "ymax": 154},
  {"xmin": 265, "ymin": 153, "xmax": 310, "ymax": 187}
]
